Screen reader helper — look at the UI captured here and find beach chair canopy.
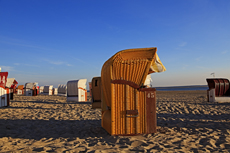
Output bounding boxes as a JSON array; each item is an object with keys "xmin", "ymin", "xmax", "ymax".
[{"xmin": 101, "ymin": 47, "xmax": 166, "ymax": 107}]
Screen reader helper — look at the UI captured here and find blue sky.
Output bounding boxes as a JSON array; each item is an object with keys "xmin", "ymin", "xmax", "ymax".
[{"xmin": 0, "ymin": 0, "xmax": 230, "ymax": 88}]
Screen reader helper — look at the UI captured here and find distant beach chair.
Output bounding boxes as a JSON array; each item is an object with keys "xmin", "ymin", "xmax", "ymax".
[
  {"xmin": 57, "ymin": 84, "xmax": 67, "ymax": 96},
  {"xmin": 91, "ymin": 77, "xmax": 102, "ymax": 109},
  {"xmin": 5, "ymin": 78, "xmax": 18, "ymax": 100},
  {"xmin": 0, "ymin": 72, "xmax": 9, "ymax": 107},
  {"xmin": 66, "ymin": 79, "xmax": 87, "ymax": 102},
  {"xmin": 35, "ymin": 83, "xmax": 39, "ymax": 95},
  {"xmin": 53, "ymin": 88, "xmax": 58, "ymax": 95},
  {"xmin": 24, "ymin": 82, "xmax": 38, "ymax": 96},
  {"xmin": 42, "ymin": 85, "xmax": 53, "ymax": 95},
  {"xmin": 39, "ymin": 86, "xmax": 44, "ymax": 94},
  {"xmin": 100, "ymin": 47, "xmax": 166, "ymax": 135},
  {"xmin": 17, "ymin": 85, "xmax": 24, "ymax": 95},
  {"xmin": 206, "ymin": 78, "xmax": 230, "ymax": 102}
]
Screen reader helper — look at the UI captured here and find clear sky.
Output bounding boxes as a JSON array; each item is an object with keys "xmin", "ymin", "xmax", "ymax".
[{"xmin": 0, "ymin": 0, "xmax": 230, "ymax": 88}]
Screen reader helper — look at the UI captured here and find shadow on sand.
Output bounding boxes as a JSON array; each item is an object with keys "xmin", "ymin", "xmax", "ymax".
[{"xmin": 0, "ymin": 112, "xmax": 229, "ymax": 140}]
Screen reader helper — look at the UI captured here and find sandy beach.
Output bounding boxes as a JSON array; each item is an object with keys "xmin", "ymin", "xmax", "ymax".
[{"xmin": 0, "ymin": 90, "xmax": 230, "ymax": 152}]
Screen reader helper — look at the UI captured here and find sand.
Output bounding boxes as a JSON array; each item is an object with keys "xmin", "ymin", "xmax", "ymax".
[{"xmin": 0, "ymin": 90, "xmax": 230, "ymax": 152}]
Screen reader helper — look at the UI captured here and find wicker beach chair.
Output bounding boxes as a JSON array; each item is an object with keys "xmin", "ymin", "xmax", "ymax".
[
  {"xmin": 91, "ymin": 77, "xmax": 102, "ymax": 109},
  {"xmin": 101, "ymin": 47, "xmax": 166, "ymax": 135}
]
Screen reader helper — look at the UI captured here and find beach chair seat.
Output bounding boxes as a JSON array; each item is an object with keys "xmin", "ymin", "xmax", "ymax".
[{"xmin": 101, "ymin": 47, "xmax": 166, "ymax": 135}]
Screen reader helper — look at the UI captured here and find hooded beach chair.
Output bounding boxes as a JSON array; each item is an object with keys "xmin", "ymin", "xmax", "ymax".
[
  {"xmin": 57, "ymin": 84, "xmax": 67, "ymax": 96},
  {"xmin": 91, "ymin": 77, "xmax": 102, "ymax": 109},
  {"xmin": 53, "ymin": 88, "xmax": 58, "ymax": 95},
  {"xmin": 35, "ymin": 82, "xmax": 39, "ymax": 95},
  {"xmin": 25, "ymin": 82, "xmax": 37, "ymax": 96},
  {"xmin": 42, "ymin": 85, "xmax": 53, "ymax": 95},
  {"xmin": 101, "ymin": 47, "xmax": 166, "ymax": 135},
  {"xmin": 206, "ymin": 78, "xmax": 230, "ymax": 102},
  {"xmin": 39, "ymin": 86, "xmax": 44, "ymax": 94},
  {"xmin": 67, "ymin": 79, "xmax": 87, "ymax": 102},
  {"xmin": 0, "ymin": 72, "xmax": 9, "ymax": 107},
  {"xmin": 17, "ymin": 85, "xmax": 24, "ymax": 95},
  {"xmin": 5, "ymin": 78, "xmax": 18, "ymax": 100}
]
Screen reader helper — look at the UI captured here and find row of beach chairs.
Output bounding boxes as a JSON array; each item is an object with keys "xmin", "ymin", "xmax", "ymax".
[
  {"xmin": 16, "ymin": 80, "xmax": 88, "ymax": 102},
  {"xmin": 2, "ymin": 47, "xmax": 229, "ymax": 136},
  {"xmin": 1, "ymin": 47, "xmax": 167, "ymax": 136}
]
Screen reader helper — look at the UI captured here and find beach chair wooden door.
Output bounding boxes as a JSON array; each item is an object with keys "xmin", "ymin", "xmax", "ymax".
[{"xmin": 110, "ymin": 81, "xmax": 157, "ymax": 135}]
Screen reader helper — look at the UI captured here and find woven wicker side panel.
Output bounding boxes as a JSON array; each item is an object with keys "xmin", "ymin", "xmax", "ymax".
[
  {"xmin": 101, "ymin": 110, "xmax": 111, "ymax": 134},
  {"xmin": 101, "ymin": 61, "xmax": 112, "ymax": 107},
  {"xmin": 136, "ymin": 90, "xmax": 146, "ymax": 134},
  {"xmin": 111, "ymin": 83, "xmax": 124, "ymax": 135}
]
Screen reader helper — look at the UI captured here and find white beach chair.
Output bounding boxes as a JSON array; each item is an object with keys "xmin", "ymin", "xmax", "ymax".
[
  {"xmin": 42, "ymin": 85, "xmax": 53, "ymax": 95},
  {"xmin": 53, "ymin": 88, "xmax": 58, "ymax": 95},
  {"xmin": 25, "ymin": 82, "xmax": 37, "ymax": 96},
  {"xmin": 67, "ymin": 79, "xmax": 87, "ymax": 102},
  {"xmin": 39, "ymin": 86, "xmax": 44, "ymax": 94}
]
